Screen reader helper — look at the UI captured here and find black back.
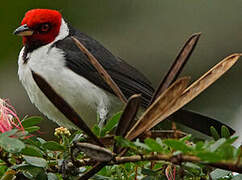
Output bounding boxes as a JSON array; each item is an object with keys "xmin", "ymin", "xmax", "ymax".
[{"xmin": 53, "ymin": 26, "xmax": 154, "ymax": 107}]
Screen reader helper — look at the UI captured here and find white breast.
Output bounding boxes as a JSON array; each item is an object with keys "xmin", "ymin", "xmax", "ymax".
[{"xmin": 18, "ymin": 44, "xmax": 122, "ymax": 129}]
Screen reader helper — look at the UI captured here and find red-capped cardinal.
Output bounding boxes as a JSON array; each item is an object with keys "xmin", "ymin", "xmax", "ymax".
[{"xmin": 14, "ymin": 9, "xmax": 233, "ymax": 135}]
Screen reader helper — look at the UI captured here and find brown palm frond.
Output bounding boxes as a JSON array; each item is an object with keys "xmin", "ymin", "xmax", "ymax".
[{"xmin": 150, "ymin": 33, "xmax": 201, "ymax": 104}]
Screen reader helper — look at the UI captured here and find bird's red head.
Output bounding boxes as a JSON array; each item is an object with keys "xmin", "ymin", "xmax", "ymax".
[{"xmin": 14, "ymin": 9, "xmax": 62, "ymax": 48}]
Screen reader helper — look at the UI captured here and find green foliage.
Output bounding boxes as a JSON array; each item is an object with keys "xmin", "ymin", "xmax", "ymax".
[
  {"xmin": 0, "ymin": 130, "xmax": 25, "ymax": 153},
  {"xmin": 210, "ymin": 169, "xmax": 231, "ymax": 179},
  {"xmin": 144, "ymin": 138, "xmax": 163, "ymax": 153},
  {"xmin": 221, "ymin": 125, "xmax": 231, "ymax": 139},
  {"xmin": 21, "ymin": 116, "xmax": 42, "ymax": 128},
  {"xmin": 210, "ymin": 125, "xmax": 232, "ymax": 140},
  {"xmin": 93, "ymin": 112, "xmax": 122, "ymax": 137},
  {"xmin": 24, "ymin": 126, "xmax": 40, "ymax": 133},
  {"xmin": 42, "ymin": 141, "xmax": 65, "ymax": 151},
  {"xmin": 100, "ymin": 112, "xmax": 121, "ymax": 136},
  {"xmin": 23, "ymin": 156, "xmax": 47, "ymax": 168},
  {"xmin": 21, "ymin": 145, "xmax": 44, "ymax": 157},
  {"xmin": 0, "ymin": 115, "xmax": 240, "ymax": 179},
  {"xmin": 163, "ymin": 138, "xmax": 192, "ymax": 153},
  {"xmin": 210, "ymin": 126, "xmax": 220, "ymax": 140}
]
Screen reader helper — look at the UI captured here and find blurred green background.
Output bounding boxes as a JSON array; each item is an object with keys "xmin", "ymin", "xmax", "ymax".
[{"xmin": 1, "ymin": 0, "xmax": 242, "ymax": 140}]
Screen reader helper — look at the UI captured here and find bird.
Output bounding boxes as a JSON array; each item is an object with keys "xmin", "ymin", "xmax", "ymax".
[{"xmin": 14, "ymin": 9, "xmax": 234, "ymax": 135}]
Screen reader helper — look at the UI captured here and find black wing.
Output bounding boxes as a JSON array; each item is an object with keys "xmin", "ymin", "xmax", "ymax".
[
  {"xmin": 52, "ymin": 25, "xmax": 235, "ymax": 136},
  {"xmin": 53, "ymin": 26, "xmax": 154, "ymax": 107}
]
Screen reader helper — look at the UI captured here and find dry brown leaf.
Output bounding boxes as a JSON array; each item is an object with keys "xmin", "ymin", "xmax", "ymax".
[
  {"xmin": 150, "ymin": 33, "xmax": 201, "ymax": 104},
  {"xmin": 76, "ymin": 142, "xmax": 113, "ymax": 162},
  {"xmin": 148, "ymin": 53, "xmax": 241, "ymax": 130},
  {"xmin": 71, "ymin": 36, "xmax": 127, "ymax": 104},
  {"xmin": 126, "ymin": 77, "xmax": 190, "ymax": 140},
  {"xmin": 115, "ymin": 94, "xmax": 141, "ymax": 137},
  {"xmin": 114, "ymin": 94, "xmax": 141, "ymax": 153},
  {"xmin": 31, "ymin": 71, "xmax": 104, "ymax": 147}
]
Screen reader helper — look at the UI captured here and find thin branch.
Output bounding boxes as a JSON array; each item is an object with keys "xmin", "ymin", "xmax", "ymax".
[
  {"xmin": 78, "ymin": 162, "xmax": 108, "ymax": 180},
  {"xmin": 74, "ymin": 154, "xmax": 242, "ymax": 174},
  {"xmin": 71, "ymin": 37, "xmax": 127, "ymax": 104},
  {"xmin": 86, "ymin": 130, "xmax": 186, "ymax": 147},
  {"xmin": 139, "ymin": 130, "xmax": 187, "ymax": 140}
]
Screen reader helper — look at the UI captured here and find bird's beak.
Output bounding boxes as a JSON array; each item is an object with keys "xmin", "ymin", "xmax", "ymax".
[{"xmin": 13, "ymin": 24, "xmax": 34, "ymax": 36}]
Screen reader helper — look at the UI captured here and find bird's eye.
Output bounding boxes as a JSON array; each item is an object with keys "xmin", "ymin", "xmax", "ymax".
[{"xmin": 40, "ymin": 23, "xmax": 50, "ymax": 32}]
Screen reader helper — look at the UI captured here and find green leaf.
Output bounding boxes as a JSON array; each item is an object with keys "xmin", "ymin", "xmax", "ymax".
[
  {"xmin": 0, "ymin": 130, "xmax": 18, "ymax": 137},
  {"xmin": 15, "ymin": 130, "xmax": 28, "ymax": 138},
  {"xmin": 70, "ymin": 134, "xmax": 85, "ymax": 144},
  {"xmin": 196, "ymin": 152, "xmax": 222, "ymax": 162},
  {"xmin": 24, "ymin": 137, "xmax": 42, "ymax": 148},
  {"xmin": 179, "ymin": 134, "xmax": 192, "ymax": 142},
  {"xmin": 183, "ymin": 162, "xmax": 201, "ymax": 176},
  {"xmin": 153, "ymin": 163, "xmax": 163, "ymax": 170},
  {"xmin": 47, "ymin": 173, "xmax": 58, "ymax": 180},
  {"xmin": 92, "ymin": 125, "xmax": 100, "ymax": 137},
  {"xmin": 184, "ymin": 162, "xmax": 201, "ymax": 170},
  {"xmin": 12, "ymin": 163, "xmax": 31, "ymax": 170},
  {"xmin": 0, "ymin": 165, "xmax": 8, "ymax": 177},
  {"xmin": 134, "ymin": 139, "xmax": 151, "ymax": 150},
  {"xmin": 22, "ymin": 171, "xmax": 33, "ymax": 179},
  {"xmin": 115, "ymin": 136, "xmax": 137, "ymax": 149},
  {"xmin": 235, "ymin": 146, "xmax": 241, "ymax": 159},
  {"xmin": 195, "ymin": 141, "xmax": 204, "ymax": 151},
  {"xmin": 36, "ymin": 137, "xmax": 46, "ymax": 144},
  {"xmin": 141, "ymin": 176, "xmax": 156, "ymax": 180},
  {"xmin": 144, "ymin": 138, "xmax": 163, "ymax": 152},
  {"xmin": 21, "ymin": 116, "xmax": 42, "ymax": 128},
  {"xmin": 155, "ymin": 138, "xmax": 163, "ymax": 145},
  {"xmin": 210, "ymin": 126, "xmax": 220, "ymax": 140},
  {"xmin": 21, "ymin": 145, "xmax": 44, "ymax": 157},
  {"xmin": 12, "ymin": 164, "xmax": 44, "ymax": 179},
  {"xmin": 24, "ymin": 126, "xmax": 40, "ymax": 133},
  {"xmin": 210, "ymin": 169, "xmax": 231, "ymax": 179},
  {"xmin": 36, "ymin": 171, "xmax": 47, "ymax": 180},
  {"xmin": 100, "ymin": 112, "xmax": 121, "ymax": 136},
  {"xmin": 23, "ymin": 155, "xmax": 47, "ymax": 168},
  {"xmin": 221, "ymin": 125, "xmax": 230, "ymax": 139},
  {"xmin": 141, "ymin": 168, "xmax": 157, "ymax": 176},
  {"xmin": 0, "ymin": 136, "xmax": 25, "ymax": 153},
  {"xmin": 42, "ymin": 141, "xmax": 64, "ymax": 151},
  {"xmin": 25, "ymin": 167, "xmax": 43, "ymax": 179},
  {"xmin": 226, "ymin": 136, "xmax": 238, "ymax": 145},
  {"xmin": 209, "ymin": 138, "xmax": 226, "ymax": 152},
  {"xmin": 92, "ymin": 175, "xmax": 113, "ymax": 180},
  {"xmin": 216, "ymin": 144, "xmax": 235, "ymax": 160},
  {"xmin": 70, "ymin": 131, "xmax": 85, "ymax": 143},
  {"xmin": 163, "ymin": 139, "xmax": 192, "ymax": 153}
]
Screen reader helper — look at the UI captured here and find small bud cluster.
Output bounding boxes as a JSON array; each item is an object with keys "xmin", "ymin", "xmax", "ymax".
[{"xmin": 54, "ymin": 127, "xmax": 71, "ymax": 137}]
